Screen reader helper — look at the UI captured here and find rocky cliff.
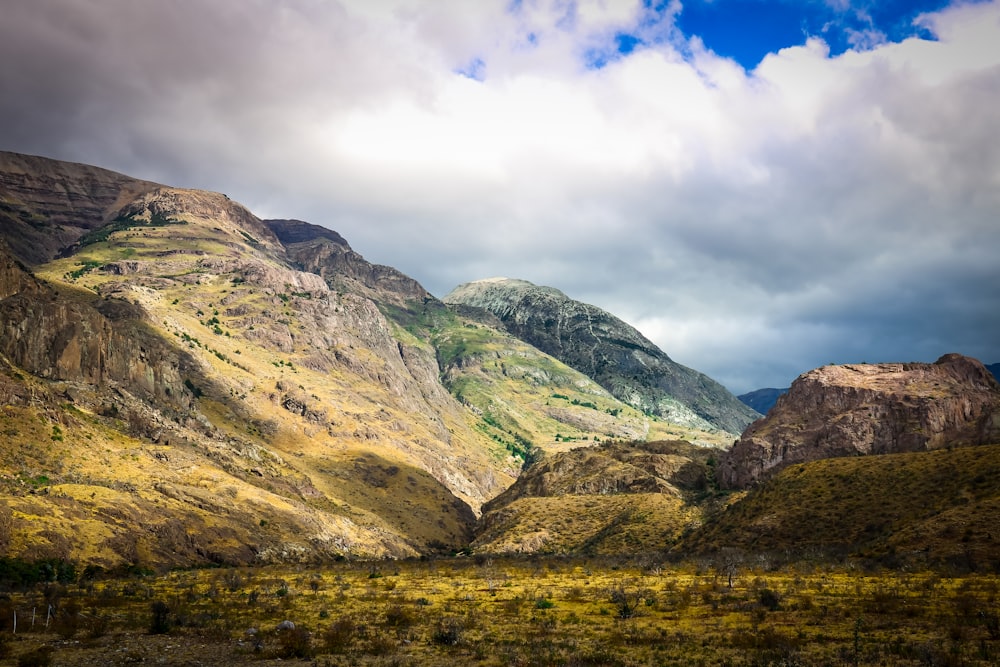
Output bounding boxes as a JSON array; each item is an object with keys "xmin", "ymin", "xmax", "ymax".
[
  {"xmin": 444, "ymin": 278, "xmax": 760, "ymax": 435},
  {"xmin": 719, "ymin": 354, "xmax": 1000, "ymax": 488},
  {"xmin": 0, "ymin": 151, "xmax": 742, "ymax": 568},
  {"xmin": 0, "ymin": 157, "xmax": 518, "ymax": 567}
]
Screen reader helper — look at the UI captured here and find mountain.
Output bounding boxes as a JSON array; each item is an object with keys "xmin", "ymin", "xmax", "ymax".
[
  {"xmin": 719, "ymin": 354, "xmax": 1000, "ymax": 489},
  {"xmin": 737, "ymin": 387, "xmax": 787, "ymax": 415},
  {"xmin": 472, "ymin": 439, "xmax": 719, "ymax": 555},
  {"xmin": 0, "ymin": 150, "xmax": 731, "ymax": 569},
  {"xmin": 443, "ymin": 278, "xmax": 760, "ymax": 435},
  {"xmin": 989, "ymin": 363, "xmax": 1000, "ymax": 382}
]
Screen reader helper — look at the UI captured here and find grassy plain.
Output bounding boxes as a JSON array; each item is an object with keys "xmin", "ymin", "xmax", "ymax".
[{"xmin": 1, "ymin": 557, "xmax": 998, "ymax": 666}]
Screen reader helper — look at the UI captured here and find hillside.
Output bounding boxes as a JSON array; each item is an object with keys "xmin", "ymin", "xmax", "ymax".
[
  {"xmin": 684, "ymin": 444, "xmax": 1000, "ymax": 569},
  {"xmin": 737, "ymin": 387, "xmax": 787, "ymax": 415},
  {"xmin": 443, "ymin": 278, "xmax": 760, "ymax": 435},
  {"xmin": 472, "ymin": 440, "xmax": 720, "ymax": 555}
]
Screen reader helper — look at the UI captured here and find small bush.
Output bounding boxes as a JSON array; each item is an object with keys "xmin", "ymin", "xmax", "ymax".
[
  {"xmin": 277, "ymin": 626, "xmax": 313, "ymax": 659},
  {"xmin": 149, "ymin": 600, "xmax": 171, "ymax": 634},
  {"xmin": 323, "ymin": 617, "xmax": 355, "ymax": 653},
  {"xmin": 432, "ymin": 618, "xmax": 464, "ymax": 645}
]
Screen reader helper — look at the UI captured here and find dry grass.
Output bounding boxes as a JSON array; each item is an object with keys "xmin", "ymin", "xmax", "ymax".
[{"xmin": 0, "ymin": 557, "xmax": 998, "ymax": 666}]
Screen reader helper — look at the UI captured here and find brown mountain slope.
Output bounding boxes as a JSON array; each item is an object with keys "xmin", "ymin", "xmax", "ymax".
[
  {"xmin": 719, "ymin": 354, "xmax": 1000, "ymax": 488},
  {"xmin": 0, "ymin": 150, "xmax": 159, "ymax": 266},
  {"xmin": 1, "ymin": 152, "xmax": 742, "ymax": 569}
]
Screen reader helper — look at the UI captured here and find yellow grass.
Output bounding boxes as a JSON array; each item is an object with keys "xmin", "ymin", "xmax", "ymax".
[{"xmin": 0, "ymin": 557, "xmax": 998, "ymax": 666}]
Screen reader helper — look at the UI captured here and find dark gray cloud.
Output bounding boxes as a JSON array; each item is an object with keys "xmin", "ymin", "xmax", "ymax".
[{"xmin": 1, "ymin": 0, "xmax": 998, "ymax": 394}]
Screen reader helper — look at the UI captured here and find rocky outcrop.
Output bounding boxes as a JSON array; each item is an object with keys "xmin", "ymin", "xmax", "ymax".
[
  {"xmin": 482, "ymin": 440, "xmax": 709, "ymax": 513},
  {"xmin": 719, "ymin": 354, "xmax": 1000, "ymax": 488},
  {"xmin": 444, "ymin": 278, "xmax": 760, "ymax": 434},
  {"xmin": 472, "ymin": 440, "xmax": 715, "ymax": 555},
  {"xmin": 267, "ymin": 218, "xmax": 431, "ymax": 305},
  {"xmin": 0, "ymin": 243, "xmax": 196, "ymax": 414}
]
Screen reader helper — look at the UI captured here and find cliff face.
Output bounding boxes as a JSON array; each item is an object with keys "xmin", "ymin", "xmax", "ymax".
[
  {"xmin": 268, "ymin": 218, "xmax": 431, "ymax": 306},
  {"xmin": 444, "ymin": 278, "xmax": 760, "ymax": 435},
  {"xmin": 719, "ymin": 354, "xmax": 1000, "ymax": 488}
]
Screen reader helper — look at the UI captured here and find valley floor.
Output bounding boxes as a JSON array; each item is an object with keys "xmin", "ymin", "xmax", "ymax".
[{"xmin": 0, "ymin": 556, "xmax": 998, "ymax": 666}]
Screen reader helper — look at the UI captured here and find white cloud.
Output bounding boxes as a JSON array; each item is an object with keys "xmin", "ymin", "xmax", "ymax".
[{"xmin": 1, "ymin": 0, "xmax": 998, "ymax": 393}]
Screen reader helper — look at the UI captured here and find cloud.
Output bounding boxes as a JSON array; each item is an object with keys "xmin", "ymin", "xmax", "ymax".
[{"xmin": 1, "ymin": 0, "xmax": 998, "ymax": 393}]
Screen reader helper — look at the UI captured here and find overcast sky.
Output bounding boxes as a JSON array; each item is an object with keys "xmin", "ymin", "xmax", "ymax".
[{"xmin": 2, "ymin": 0, "xmax": 998, "ymax": 393}]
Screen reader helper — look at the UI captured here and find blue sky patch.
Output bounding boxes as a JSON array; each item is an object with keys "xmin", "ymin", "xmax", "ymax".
[{"xmin": 675, "ymin": 0, "xmax": 960, "ymax": 70}]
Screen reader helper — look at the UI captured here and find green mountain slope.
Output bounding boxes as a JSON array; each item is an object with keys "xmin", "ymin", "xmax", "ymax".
[{"xmin": 443, "ymin": 278, "xmax": 760, "ymax": 435}]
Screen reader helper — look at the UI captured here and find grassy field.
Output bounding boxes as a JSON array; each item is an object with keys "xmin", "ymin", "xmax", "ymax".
[{"xmin": 0, "ymin": 556, "xmax": 997, "ymax": 666}]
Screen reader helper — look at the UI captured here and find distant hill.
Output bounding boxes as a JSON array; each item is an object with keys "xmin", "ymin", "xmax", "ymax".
[
  {"xmin": 737, "ymin": 387, "xmax": 787, "ymax": 415},
  {"xmin": 444, "ymin": 278, "xmax": 760, "ymax": 435},
  {"xmin": 472, "ymin": 440, "xmax": 718, "ymax": 555},
  {"xmin": 989, "ymin": 362, "xmax": 1000, "ymax": 382}
]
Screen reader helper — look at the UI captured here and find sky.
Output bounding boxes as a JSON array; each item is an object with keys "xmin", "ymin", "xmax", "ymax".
[{"xmin": 1, "ymin": 0, "xmax": 999, "ymax": 394}]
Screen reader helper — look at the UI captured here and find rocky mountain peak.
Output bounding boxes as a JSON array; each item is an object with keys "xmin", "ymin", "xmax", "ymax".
[
  {"xmin": 718, "ymin": 354, "xmax": 1000, "ymax": 488},
  {"xmin": 444, "ymin": 277, "xmax": 760, "ymax": 435}
]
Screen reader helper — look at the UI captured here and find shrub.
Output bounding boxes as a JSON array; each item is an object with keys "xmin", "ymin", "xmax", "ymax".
[
  {"xmin": 322, "ymin": 617, "xmax": 355, "ymax": 653},
  {"xmin": 758, "ymin": 588, "xmax": 782, "ymax": 611},
  {"xmin": 431, "ymin": 618, "xmax": 464, "ymax": 645},
  {"xmin": 277, "ymin": 626, "xmax": 313, "ymax": 659},
  {"xmin": 149, "ymin": 600, "xmax": 171, "ymax": 634}
]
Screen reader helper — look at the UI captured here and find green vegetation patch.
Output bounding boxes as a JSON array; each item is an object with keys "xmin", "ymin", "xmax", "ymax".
[{"xmin": 77, "ymin": 212, "xmax": 186, "ymax": 248}]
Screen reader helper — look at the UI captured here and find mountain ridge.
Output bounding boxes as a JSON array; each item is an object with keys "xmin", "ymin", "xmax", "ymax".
[{"xmin": 444, "ymin": 277, "xmax": 760, "ymax": 435}]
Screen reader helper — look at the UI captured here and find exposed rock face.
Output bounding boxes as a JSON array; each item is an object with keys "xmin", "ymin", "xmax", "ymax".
[
  {"xmin": 0, "ymin": 151, "xmax": 158, "ymax": 265},
  {"xmin": 444, "ymin": 278, "xmax": 760, "ymax": 434},
  {"xmin": 719, "ymin": 354, "xmax": 1000, "ymax": 488},
  {"xmin": 0, "ymin": 152, "xmax": 520, "ymax": 567},
  {"xmin": 268, "ymin": 218, "xmax": 430, "ymax": 305}
]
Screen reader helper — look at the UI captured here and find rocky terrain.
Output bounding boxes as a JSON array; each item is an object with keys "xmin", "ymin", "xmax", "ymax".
[
  {"xmin": 0, "ymin": 151, "xmax": 158, "ymax": 266},
  {"xmin": 444, "ymin": 278, "xmax": 760, "ymax": 435},
  {"xmin": 3, "ymin": 149, "xmax": 998, "ymax": 569},
  {"xmin": 719, "ymin": 354, "xmax": 1000, "ymax": 488}
]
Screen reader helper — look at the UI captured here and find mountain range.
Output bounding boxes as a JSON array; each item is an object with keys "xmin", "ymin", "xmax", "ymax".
[{"xmin": 1, "ymin": 150, "xmax": 998, "ymax": 571}]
